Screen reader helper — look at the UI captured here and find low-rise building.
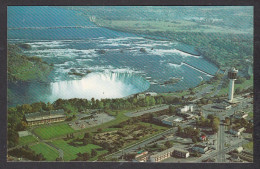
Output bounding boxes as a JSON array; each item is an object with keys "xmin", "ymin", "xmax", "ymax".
[
  {"xmin": 199, "ymin": 135, "xmax": 207, "ymax": 141},
  {"xmin": 232, "ymin": 111, "xmax": 248, "ymax": 119},
  {"xmin": 145, "ymin": 92, "xmax": 157, "ymax": 97},
  {"xmin": 133, "ymin": 151, "xmax": 149, "ymax": 162},
  {"xmin": 235, "ymin": 147, "xmax": 244, "ymax": 153},
  {"xmin": 173, "ymin": 148, "xmax": 190, "ymax": 158},
  {"xmin": 136, "ymin": 93, "xmax": 145, "ymax": 99},
  {"xmin": 192, "ymin": 144, "xmax": 209, "ymax": 154},
  {"xmin": 25, "ymin": 109, "xmax": 66, "ymax": 126},
  {"xmin": 229, "ymin": 127, "xmax": 245, "ymax": 136},
  {"xmin": 179, "ymin": 105, "xmax": 194, "ymax": 113},
  {"xmin": 150, "ymin": 147, "xmax": 175, "ymax": 162},
  {"xmin": 161, "ymin": 116, "xmax": 184, "ymax": 126}
]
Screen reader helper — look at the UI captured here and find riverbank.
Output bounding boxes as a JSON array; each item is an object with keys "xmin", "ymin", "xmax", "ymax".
[{"xmin": 91, "ymin": 19, "xmax": 253, "ymax": 75}]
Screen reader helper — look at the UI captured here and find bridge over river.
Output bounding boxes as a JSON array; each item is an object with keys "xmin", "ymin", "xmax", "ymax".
[
  {"xmin": 182, "ymin": 62, "xmax": 215, "ymax": 77},
  {"xmin": 8, "ymin": 26, "xmax": 100, "ymax": 30}
]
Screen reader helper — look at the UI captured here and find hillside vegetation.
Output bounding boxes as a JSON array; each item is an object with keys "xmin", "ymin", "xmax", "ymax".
[{"xmin": 8, "ymin": 44, "xmax": 53, "ymax": 82}]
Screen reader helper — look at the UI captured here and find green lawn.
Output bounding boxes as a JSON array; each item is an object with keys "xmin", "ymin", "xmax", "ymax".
[
  {"xmin": 52, "ymin": 139, "xmax": 107, "ymax": 161},
  {"xmin": 30, "ymin": 143, "xmax": 59, "ymax": 161},
  {"xmin": 243, "ymin": 141, "xmax": 253, "ymax": 151},
  {"xmin": 19, "ymin": 135, "xmax": 38, "ymax": 145},
  {"xmin": 33, "ymin": 123, "xmax": 75, "ymax": 140},
  {"xmin": 248, "ymin": 112, "xmax": 253, "ymax": 118}
]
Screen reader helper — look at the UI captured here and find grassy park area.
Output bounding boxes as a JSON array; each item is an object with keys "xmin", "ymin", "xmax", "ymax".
[
  {"xmin": 52, "ymin": 140, "xmax": 107, "ymax": 161},
  {"xmin": 33, "ymin": 123, "xmax": 75, "ymax": 140},
  {"xmin": 243, "ymin": 142, "xmax": 253, "ymax": 151},
  {"xmin": 18, "ymin": 135, "xmax": 38, "ymax": 145},
  {"xmin": 29, "ymin": 143, "xmax": 59, "ymax": 161}
]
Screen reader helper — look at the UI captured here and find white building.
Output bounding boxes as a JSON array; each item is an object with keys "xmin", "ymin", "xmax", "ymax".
[
  {"xmin": 150, "ymin": 147, "xmax": 189, "ymax": 162},
  {"xmin": 179, "ymin": 105, "xmax": 194, "ymax": 113},
  {"xmin": 145, "ymin": 92, "xmax": 157, "ymax": 97},
  {"xmin": 150, "ymin": 147, "xmax": 175, "ymax": 162},
  {"xmin": 161, "ymin": 116, "xmax": 184, "ymax": 126}
]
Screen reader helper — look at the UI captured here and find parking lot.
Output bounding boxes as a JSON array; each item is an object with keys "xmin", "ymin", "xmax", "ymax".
[{"xmin": 69, "ymin": 113, "xmax": 115, "ymax": 130}]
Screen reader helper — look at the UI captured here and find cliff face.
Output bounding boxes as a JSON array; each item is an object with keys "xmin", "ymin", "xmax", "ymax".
[{"xmin": 8, "ymin": 44, "xmax": 53, "ymax": 83}]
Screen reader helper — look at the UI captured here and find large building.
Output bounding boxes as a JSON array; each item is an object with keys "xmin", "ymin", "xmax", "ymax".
[{"xmin": 25, "ymin": 109, "xmax": 66, "ymax": 126}]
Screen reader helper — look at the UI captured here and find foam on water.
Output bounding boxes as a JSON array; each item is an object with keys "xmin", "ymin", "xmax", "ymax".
[{"xmin": 49, "ymin": 72, "xmax": 150, "ymax": 101}]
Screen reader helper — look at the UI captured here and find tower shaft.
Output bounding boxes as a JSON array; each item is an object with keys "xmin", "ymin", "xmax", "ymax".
[{"xmin": 228, "ymin": 79, "xmax": 235, "ymax": 101}]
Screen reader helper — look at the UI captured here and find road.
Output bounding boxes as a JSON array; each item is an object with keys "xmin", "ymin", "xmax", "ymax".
[
  {"xmin": 216, "ymin": 124, "xmax": 225, "ymax": 162},
  {"xmin": 125, "ymin": 105, "xmax": 169, "ymax": 117}
]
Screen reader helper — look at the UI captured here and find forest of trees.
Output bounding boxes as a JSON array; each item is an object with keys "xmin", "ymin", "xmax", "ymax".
[{"xmin": 196, "ymin": 114, "xmax": 220, "ymax": 134}]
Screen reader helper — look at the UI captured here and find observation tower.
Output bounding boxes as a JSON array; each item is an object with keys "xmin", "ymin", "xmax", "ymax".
[{"xmin": 228, "ymin": 67, "xmax": 238, "ymax": 102}]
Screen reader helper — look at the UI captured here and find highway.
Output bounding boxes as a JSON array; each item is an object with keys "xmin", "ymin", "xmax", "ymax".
[
  {"xmin": 216, "ymin": 124, "xmax": 225, "ymax": 162},
  {"xmin": 125, "ymin": 105, "xmax": 169, "ymax": 117}
]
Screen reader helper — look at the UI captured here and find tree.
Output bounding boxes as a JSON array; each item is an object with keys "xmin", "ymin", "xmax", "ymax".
[
  {"xmin": 83, "ymin": 138, "xmax": 88, "ymax": 145},
  {"xmin": 177, "ymin": 126, "xmax": 183, "ymax": 135},
  {"xmin": 165, "ymin": 141, "xmax": 173, "ymax": 148},
  {"xmin": 235, "ymin": 87, "xmax": 242, "ymax": 94},
  {"xmin": 169, "ymin": 105, "xmax": 176, "ymax": 114},
  {"xmin": 82, "ymin": 152, "xmax": 90, "ymax": 161},
  {"xmin": 21, "ymin": 104, "xmax": 32, "ymax": 114},
  {"xmin": 149, "ymin": 97, "xmax": 156, "ymax": 106},
  {"xmin": 192, "ymin": 136, "xmax": 197, "ymax": 143},
  {"xmin": 91, "ymin": 98, "xmax": 96, "ymax": 108},
  {"xmin": 84, "ymin": 132, "xmax": 90, "ymax": 138},
  {"xmin": 46, "ymin": 102, "xmax": 53, "ymax": 111},
  {"xmin": 224, "ymin": 117, "xmax": 230, "ymax": 125},
  {"xmin": 91, "ymin": 149, "xmax": 97, "ymax": 157},
  {"xmin": 212, "ymin": 118, "xmax": 220, "ymax": 133}
]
